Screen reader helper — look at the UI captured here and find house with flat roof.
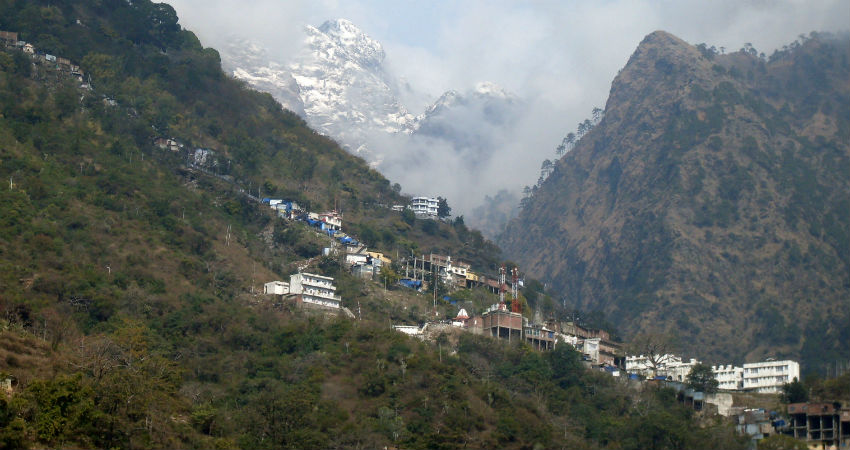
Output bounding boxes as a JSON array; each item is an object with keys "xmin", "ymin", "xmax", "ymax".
[
  {"xmin": 289, "ymin": 272, "xmax": 341, "ymax": 309},
  {"xmin": 263, "ymin": 280, "xmax": 290, "ymax": 295},
  {"xmin": 742, "ymin": 360, "xmax": 800, "ymax": 393},
  {"xmin": 788, "ymin": 402, "xmax": 850, "ymax": 449},
  {"xmin": 410, "ymin": 196, "xmax": 438, "ymax": 217}
]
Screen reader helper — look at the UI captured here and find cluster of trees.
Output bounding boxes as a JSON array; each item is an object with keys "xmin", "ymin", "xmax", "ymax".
[
  {"xmin": 522, "ymin": 106, "xmax": 605, "ymax": 207},
  {"xmin": 780, "ymin": 372, "xmax": 850, "ymax": 404}
]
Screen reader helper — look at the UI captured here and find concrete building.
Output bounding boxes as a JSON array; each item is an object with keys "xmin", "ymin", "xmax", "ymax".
[
  {"xmin": 522, "ymin": 325, "xmax": 554, "ymax": 351},
  {"xmin": 0, "ymin": 31, "xmax": 18, "ymax": 45},
  {"xmin": 480, "ymin": 303, "xmax": 523, "ymax": 343},
  {"xmin": 271, "ymin": 200, "xmax": 303, "ymax": 220},
  {"xmin": 367, "ymin": 251, "xmax": 391, "ymax": 268},
  {"xmin": 742, "ymin": 360, "xmax": 800, "ymax": 393},
  {"xmin": 733, "ymin": 408, "xmax": 777, "ymax": 448},
  {"xmin": 410, "ymin": 196, "xmax": 439, "ymax": 217},
  {"xmin": 558, "ymin": 322, "xmax": 623, "ymax": 365},
  {"xmin": 788, "ymin": 402, "xmax": 850, "ymax": 449},
  {"xmin": 263, "ymin": 280, "xmax": 290, "ymax": 295},
  {"xmin": 56, "ymin": 56, "xmax": 71, "ymax": 70},
  {"xmin": 713, "ymin": 365, "xmax": 744, "ymax": 391},
  {"xmin": 401, "ymin": 253, "xmax": 473, "ymax": 290},
  {"xmin": 583, "ymin": 338, "xmax": 601, "ymax": 363},
  {"xmin": 318, "ymin": 211, "xmax": 342, "ymax": 231},
  {"xmin": 626, "ymin": 354, "xmax": 683, "ymax": 377},
  {"xmin": 555, "ymin": 332, "xmax": 579, "ymax": 348},
  {"xmin": 154, "ymin": 137, "xmax": 182, "ymax": 152},
  {"xmin": 345, "ymin": 245, "xmax": 369, "ymax": 267},
  {"xmin": 351, "ymin": 263, "xmax": 375, "ymax": 280},
  {"xmin": 289, "ymin": 272, "xmax": 341, "ymax": 309},
  {"xmin": 392, "ymin": 325, "xmax": 424, "ymax": 338},
  {"xmin": 660, "ymin": 358, "xmax": 701, "ymax": 383}
]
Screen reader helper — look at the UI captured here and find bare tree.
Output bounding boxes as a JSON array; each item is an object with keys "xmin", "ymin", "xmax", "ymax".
[{"xmin": 626, "ymin": 331, "xmax": 679, "ymax": 375}]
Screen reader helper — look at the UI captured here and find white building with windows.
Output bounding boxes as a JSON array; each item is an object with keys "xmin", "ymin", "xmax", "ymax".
[
  {"xmin": 713, "ymin": 365, "xmax": 744, "ymax": 390},
  {"xmin": 263, "ymin": 280, "xmax": 290, "ymax": 295},
  {"xmin": 625, "ymin": 354, "xmax": 683, "ymax": 377},
  {"xmin": 742, "ymin": 360, "xmax": 800, "ymax": 393},
  {"xmin": 318, "ymin": 211, "xmax": 342, "ymax": 231},
  {"xmin": 289, "ymin": 272, "xmax": 341, "ymax": 309},
  {"xmin": 583, "ymin": 338, "xmax": 600, "ymax": 363},
  {"xmin": 660, "ymin": 358, "xmax": 701, "ymax": 383},
  {"xmin": 410, "ymin": 196, "xmax": 439, "ymax": 217}
]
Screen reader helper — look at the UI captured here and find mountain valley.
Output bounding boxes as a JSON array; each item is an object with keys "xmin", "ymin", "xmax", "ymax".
[{"xmin": 0, "ymin": 1, "xmax": 847, "ymax": 449}]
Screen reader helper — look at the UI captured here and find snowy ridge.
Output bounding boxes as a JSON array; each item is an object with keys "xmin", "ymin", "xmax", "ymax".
[{"xmin": 218, "ymin": 19, "xmax": 522, "ymax": 166}]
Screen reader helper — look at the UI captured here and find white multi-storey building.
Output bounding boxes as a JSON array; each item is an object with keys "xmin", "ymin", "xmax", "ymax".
[
  {"xmin": 713, "ymin": 365, "xmax": 744, "ymax": 390},
  {"xmin": 318, "ymin": 211, "xmax": 342, "ymax": 231},
  {"xmin": 289, "ymin": 272, "xmax": 341, "ymax": 309},
  {"xmin": 661, "ymin": 358, "xmax": 701, "ymax": 382},
  {"xmin": 583, "ymin": 338, "xmax": 601, "ymax": 363},
  {"xmin": 625, "ymin": 354, "xmax": 683, "ymax": 377},
  {"xmin": 742, "ymin": 360, "xmax": 800, "ymax": 393},
  {"xmin": 410, "ymin": 197, "xmax": 439, "ymax": 217}
]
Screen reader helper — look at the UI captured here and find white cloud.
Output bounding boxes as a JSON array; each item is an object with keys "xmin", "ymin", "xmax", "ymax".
[{"xmin": 167, "ymin": 0, "xmax": 848, "ymax": 218}]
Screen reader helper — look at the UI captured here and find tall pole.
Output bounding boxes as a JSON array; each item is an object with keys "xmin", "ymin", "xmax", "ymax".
[
  {"xmin": 433, "ymin": 263, "xmax": 437, "ymax": 316},
  {"xmin": 499, "ymin": 266, "xmax": 504, "ymax": 306}
]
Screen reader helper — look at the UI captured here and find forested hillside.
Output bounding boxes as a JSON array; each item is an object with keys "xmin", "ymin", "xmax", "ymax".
[
  {"xmin": 499, "ymin": 31, "xmax": 850, "ymax": 373},
  {"xmin": 0, "ymin": 2, "xmax": 754, "ymax": 448}
]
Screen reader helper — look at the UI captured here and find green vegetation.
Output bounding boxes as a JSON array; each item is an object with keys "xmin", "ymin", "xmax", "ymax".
[
  {"xmin": 0, "ymin": 1, "xmax": 756, "ymax": 448},
  {"xmin": 686, "ymin": 363, "xmax": 719, "ymax": 394},
  {"xmin": 756, "ymin": 434, "xmax": 808, "ymax": 450}
]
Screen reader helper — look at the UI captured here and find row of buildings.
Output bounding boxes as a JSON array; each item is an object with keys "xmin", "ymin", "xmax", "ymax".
[
  {"xmin": 1, "ymin": 30, "xmax": 86, "ymax": 82},
  {"xmin": 625, "ymin": 354, "xmax": 801, "ymax": 394},
  {"xmin": 397, "ymin": 302, "xmax": 624, "ymax": 365},
  {"xmin": 729, "ymin": 402, "xmax": 850, "ymax": 450},
  {"xmin": 398, "ymin": 253, "xmax": 527, "ymax": 294}
]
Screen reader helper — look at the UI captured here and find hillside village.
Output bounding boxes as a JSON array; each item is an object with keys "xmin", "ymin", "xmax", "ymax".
[
  {"xmin": 249, "ymin": 189, "xmax": 808, "ymax": 402},
  {"xmin": 246, "ymin": 190, "xmax": 843, "ymax": 446},
  {"xmin": 1, "ymin": 30, "xmax": 87, "ymax": 85}
]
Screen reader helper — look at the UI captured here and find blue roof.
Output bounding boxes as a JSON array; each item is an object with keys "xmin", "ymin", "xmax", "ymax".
[{"xmin": 399, "ymin": 279, "xmax": 422, "ymax": 289}]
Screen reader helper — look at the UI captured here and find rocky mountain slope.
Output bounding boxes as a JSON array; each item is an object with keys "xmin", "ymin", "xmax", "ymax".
[{"xmin": 498, "ymin": 31, "xmax": 850, "ymax": 372}]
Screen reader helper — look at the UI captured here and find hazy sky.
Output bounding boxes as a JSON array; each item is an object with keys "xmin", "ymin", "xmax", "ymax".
[
  {"xmin": 169, "ymin": 0, "xmax": 847, "ymax": 103},
  {"xmin": 166, "ymin": 0, "xmax": 848, "ymax": 215}
]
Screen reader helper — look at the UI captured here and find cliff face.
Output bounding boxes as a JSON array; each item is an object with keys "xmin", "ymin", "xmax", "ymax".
[{"xmin": 499, "ymin": 31, "xmax": 850, "ymax": 369}]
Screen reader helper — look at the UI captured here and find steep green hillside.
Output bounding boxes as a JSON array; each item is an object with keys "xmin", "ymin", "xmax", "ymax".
[
  {"xmin": 0, "ymin": 2, "xmax": 752, "ymax": 448},
  {"xmin": 499, "ymin": 31, "xmax": 850, "ymax": 372}
]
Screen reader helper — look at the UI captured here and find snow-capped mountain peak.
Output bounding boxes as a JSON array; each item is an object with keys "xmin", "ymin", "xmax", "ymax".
[
  {"xmin": 316, "ymin": 19, "xmax": 384, "ymax": 65},
  {"xmin": 219, "ymin": 19, "xmax": 523, "ymax": 168},
  {"xmin": 473, "ymin": 81, "xmax": 514, "ymax": 99}
]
